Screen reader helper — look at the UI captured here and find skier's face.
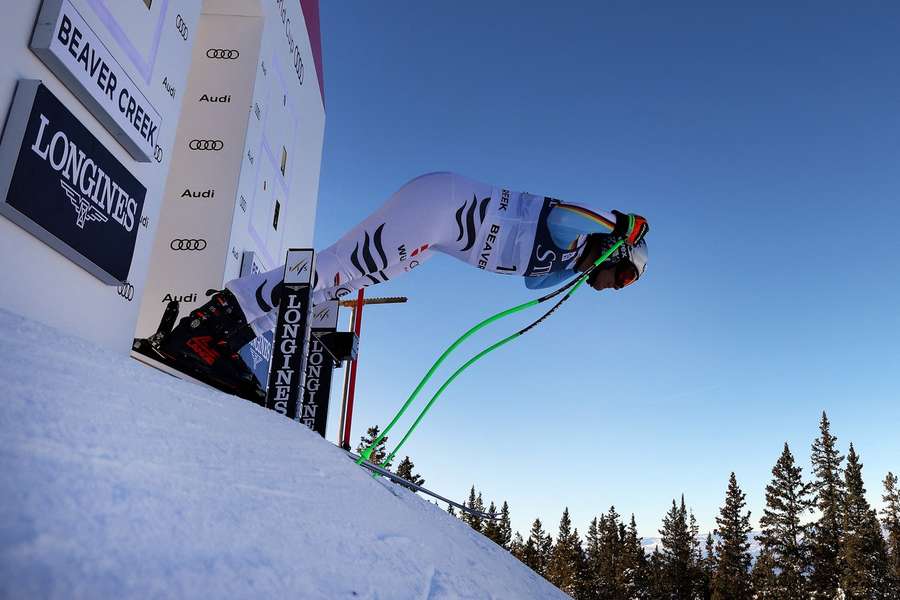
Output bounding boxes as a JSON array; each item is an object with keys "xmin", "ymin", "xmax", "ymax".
[
  {"xmin": 589, "ymin": 265, "xmax": 618, "ymax": 291},
  {"xmin": 589, "ymin": 260, "xmax": 639, "ymax": 291}
]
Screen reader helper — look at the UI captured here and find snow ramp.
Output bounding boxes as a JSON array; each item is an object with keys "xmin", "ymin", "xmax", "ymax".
[{"xmin": 0, "ymin": 309, "xmax": 566, "ymax": 599}]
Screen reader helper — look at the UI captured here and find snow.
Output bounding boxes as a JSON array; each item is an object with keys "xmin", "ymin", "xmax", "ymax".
[
  {"xmin": 640, "ymin": 533, "xmax": 762, "ymax": 558},
  {"xmin": 0, "ymin": 309, "xmax": 567, "ymax": 599}
]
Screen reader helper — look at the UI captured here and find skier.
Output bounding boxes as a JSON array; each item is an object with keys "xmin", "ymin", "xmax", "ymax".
[{"xmin": 140, "ymin": 172, "xmax": 649, "ymax": 398}]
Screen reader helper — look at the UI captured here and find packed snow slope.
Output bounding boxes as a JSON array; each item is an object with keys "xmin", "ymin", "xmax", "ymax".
[{"xmin": 0, "ymin": 309, "xmax": 566, "ymax": 600}]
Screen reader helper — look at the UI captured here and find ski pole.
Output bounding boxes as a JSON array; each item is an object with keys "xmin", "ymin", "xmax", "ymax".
[
  {"xmin": 379, "ymin": 240, "xmax": 623, "ymax": 468},
  {"xmin": 360, "ymin": 239, "xmax": 624, "ymax": 465},
  {"xmin": 357, "ymin": 297, "xmax": 538, "ymax": 463}
]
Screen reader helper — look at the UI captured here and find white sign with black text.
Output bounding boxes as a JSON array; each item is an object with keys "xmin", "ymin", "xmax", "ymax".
[{"xmin": 30, "ymin": 0, "xmax": 162, "ymax": 162}]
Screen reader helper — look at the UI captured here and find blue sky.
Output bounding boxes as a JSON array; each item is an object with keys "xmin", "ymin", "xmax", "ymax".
[{"xmin": 313, "ymin": 2, "xmax": 900, "ymax": 538}]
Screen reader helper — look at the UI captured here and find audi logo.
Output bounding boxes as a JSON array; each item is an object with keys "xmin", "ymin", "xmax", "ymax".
[
  {"xmin": 206, "ymin": 49, "xmax": 239, "ymax": 59},
  {"xmin": 117, "ymin": 282, "xmax": 135, "ymax": 301},
  {"xmin": 170, "ymin": 239, "xmax": 207, "ymax": 251},
  {"xmin": 188, "ymin": 139, "xmax": 223, "ymax": 151},
  {"xmin": 175, "ymin": 14, "xmax": 189, "ymax": 41}
]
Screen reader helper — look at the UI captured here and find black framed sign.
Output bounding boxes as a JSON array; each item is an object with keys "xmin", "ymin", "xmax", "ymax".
[
  {"xmin": 0, "ymin": 80, "xmax": 146, "ymax": 284},
  {"xmin": 265, "ymin": 249, "xmax": 314, "ymax": 418},
  {"xmin": 301, "ymin": 300, "xmax": 339, "ymax": 437}
]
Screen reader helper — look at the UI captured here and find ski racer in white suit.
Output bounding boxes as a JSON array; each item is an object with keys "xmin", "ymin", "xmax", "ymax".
[
  {"xmin": 227, "ymin": 172, "xmax": 649, "ymax": 335},
  {"xmin": 155, "ymin": 172, "xmax": 649, "ymax": 395}
]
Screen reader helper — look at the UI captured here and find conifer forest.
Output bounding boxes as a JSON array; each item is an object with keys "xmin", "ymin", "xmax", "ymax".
[{"xmin": 360, "ymin": 413, "xmax": 900, "ymax": 599}]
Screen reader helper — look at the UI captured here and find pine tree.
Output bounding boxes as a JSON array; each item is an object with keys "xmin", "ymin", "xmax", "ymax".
[
  {"xmin": 809, "ymin": 411, "xmax": 845, "ymax": 598},
  {"xmin": 510, "ymin": 531, "xmax": 526, "ymax": 563},
  {"xmin": 571, "ymin": 528, "xmax": 590, "ymax": 600},
  {"xmin": 482, "ymin": 502, "xmax": 504, "ymax": 545},
  {"xmin": 498, "ymin": 501, "xmax": 513, "ymax": 550},
  {"xmin": 699, "ymin": 533, "xmax": 715, "ymax": 600},
  {"xmin": 882, "ymin": 472, "xmax": 900, "ymax": 589},
  {"xmin": 583, "ymin": 516, "xmax": 603, "ymax": 599},
  {"xmin": 839, "ymin": 443, "xmax": 891, "ymax": 597},
  {"xmin": 659, "ymin": 495, "xmax": 696, "ymax": 599},
  {"xmin": 546, "ymin": 508, "xmax": 584, "ymax": 597},
  {"xmin": 474, "ymin": 492, "xmax": 485, "ymax": 528},
  {"xmin": 602, "ymin": 507, "xmax": 625, "ymax": 598},
  {"xmin": 712, "ymin": 472, "xmax": 752, "ymax": 600},
  {"xmin": 461, "ymin": 486, "xmax": 484, "ymax": 532},
  {"xmin": 523, "ymin": 518, "xmax": 552, "ymax": 576},
  {"xmin": 688, "ymin": 511, "xmax": 707, "ymax": 599},
  {"xmin": 447, "ymin": 503, "xmax": 456, "ymax": 518},
  {"xmin": 647, "ymin": 547, "xmax": 667, "ymax": 600},
  {"xmin": 756, "ymin": 443, "xmax": 813, "ymax": 599},
  {"xmin": 750, "ymin": 549, "xmax": 779, "ymax": 599},
  {"xmin": 355, "ymin": 425, "xmax": 392, "ymax": 469},
  {"xmin": 393, "ymin": 456, "xmax": 424, "ymax": 489},
  {"xmin": 622, "ymin": 514, "xmax": 649, "ymax": 599},
  {"xmin": 584, "ymin": 507, "xmax": 627, "ymax": 599}
]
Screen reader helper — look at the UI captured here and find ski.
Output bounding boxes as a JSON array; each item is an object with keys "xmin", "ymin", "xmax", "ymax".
[{"xmin": 342, "ymin": 449, "xmax": 498, "ymax": 521}]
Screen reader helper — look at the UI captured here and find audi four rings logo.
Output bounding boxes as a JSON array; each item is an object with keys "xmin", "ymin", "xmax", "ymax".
[
  {"xmin": 189, "ymin": 139, "xmax": 224, "ymax": 151},
  {"xmin": 175, "ymin": 14, "xmax": 189, "ymax": 41},
  {"xmin": 206, "ymin": 49, "xmax": 239, "ymax": 59},
  {"xmin": 117, "ymin": 282, "xmax": 135, "ymax": 301},
  {"xmin": 170, "ymin": 239, "xmax": 207, "ymax": 251}
]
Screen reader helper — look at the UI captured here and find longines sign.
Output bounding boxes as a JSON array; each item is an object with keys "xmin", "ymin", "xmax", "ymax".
[
  {"xmin": 301, "ymin": 301, "xmax": 339, "ymax": 437},
  {"xmin": 30, "ymin": 0, "xmax": 162, "ymax": 162},
  {"xmin": 0, "ymin": 80, "xmax": 146, "ymax": 284},
  {"xmin": 265, "ymin": 249, "xmax": 314, "ymax": 418}
]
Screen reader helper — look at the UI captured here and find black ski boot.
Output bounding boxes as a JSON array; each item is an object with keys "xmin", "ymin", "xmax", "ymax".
[{"xmin": 134, "ymin": 289, "xmax": 265, "ymax": 403}]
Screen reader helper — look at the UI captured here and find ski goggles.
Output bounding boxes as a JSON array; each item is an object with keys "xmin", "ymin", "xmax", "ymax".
[{"xmin": 614, "ymin": 260, "xmax": 639, "ymax": 289}]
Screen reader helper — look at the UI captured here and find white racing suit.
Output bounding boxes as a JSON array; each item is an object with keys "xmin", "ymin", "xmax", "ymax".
[{"xmin": 227, "ymin": 172, "xmax": 631, "ymax": 335}]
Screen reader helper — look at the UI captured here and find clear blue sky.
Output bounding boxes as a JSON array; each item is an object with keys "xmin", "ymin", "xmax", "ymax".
[{"xmin": 313, "ymin": 2, "xmax": 900, "ymax": 538}]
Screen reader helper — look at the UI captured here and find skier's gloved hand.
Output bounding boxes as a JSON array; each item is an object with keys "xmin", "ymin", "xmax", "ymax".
[
  {"xmin": 574, "ymin": 233, "xmax": 610, "ymax": 272},
  {"xmin": 612, "ymin": 210, "xmax": 649, "ymax": 246}
]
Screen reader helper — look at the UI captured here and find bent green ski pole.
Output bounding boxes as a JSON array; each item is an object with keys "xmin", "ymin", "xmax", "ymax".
[
  {"xmin": 360, "ymin": 239, "xmax": 624, "ymax": 465},
  {"xmin": 380, "ymin": 239, "xmax": 623, "ymax": 468},
  {"xmin": 357, "ymin": 297, "xmax": 539, "ymax": 463}
]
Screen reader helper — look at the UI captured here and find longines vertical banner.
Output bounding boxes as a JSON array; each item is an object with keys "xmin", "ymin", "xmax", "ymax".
[
  {"xmin": 301, "ymin": 301, "xmax": 339, "ymax": 437},
  {"xmin": 265, "ymin": 249, "xmax": 314, "ymax": 418},
  {"xmin": 0, "ymin": 80, "xmax": 146, "ymax": 284}
]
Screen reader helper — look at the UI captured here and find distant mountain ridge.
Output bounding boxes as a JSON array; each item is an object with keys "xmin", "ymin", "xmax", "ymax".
[{"xmin": 641, "ymin": 532, "xmax": 763, "ymax": 558}]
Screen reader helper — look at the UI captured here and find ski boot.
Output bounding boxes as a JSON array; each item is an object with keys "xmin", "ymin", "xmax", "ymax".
[{"xmin": 133, "ymin": 289, "xmax": 266, "ymax": 403}]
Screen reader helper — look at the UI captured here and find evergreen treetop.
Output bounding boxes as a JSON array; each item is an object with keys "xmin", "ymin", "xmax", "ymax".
[
  {"xmin": 659, "ymin": 495, "xmax": 697, "ymax": 599},
  {"xmin": 545, "ymin": 508, "xmax": 584, "ymax": 598},
  {"xmin": 394, "ymin": 456, "xmax": 425, "ymax": 489},
  {"xmin": 523, "ymin": 518, "xmax": 552, "ymax": 576},
  {"xmin": 355, "ymin": 425, "xmax": 392, "ymax": 469},
  {"xmin": 839, "ymin": 443, "xmax": 891, "ymax": 598},
  {"xmin": 712, "ymin": 472, "xmax": 752, "ymax": 600},
  {"xmin": 757, "ymin": 442, "xmax": 814, "ymax": 599},
  {"xmin": 809, "ymin": 411, "xmax": 845, "ymax": 598}
]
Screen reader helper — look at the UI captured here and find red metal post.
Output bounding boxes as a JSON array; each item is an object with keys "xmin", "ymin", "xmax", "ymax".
[
  {"xmin": 336, "ymin": 303, "xmax": 355, "ymax": 447},
  {"xmin": 341, "ymin": 289, "xmax": 365, "ymax": 449}
]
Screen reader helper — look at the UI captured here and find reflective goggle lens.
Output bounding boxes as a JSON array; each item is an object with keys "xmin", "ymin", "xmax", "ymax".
[{"xmin": 615, "ymin": 261, "xmax": 639, "ymax": 288}]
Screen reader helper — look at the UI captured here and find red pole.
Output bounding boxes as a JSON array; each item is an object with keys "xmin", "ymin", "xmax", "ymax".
[
  {"xmin": 341, "ymin": 289, "xmax": 365, "ymax": 449},
  {"xmin": 336, "ymin": 304, "xmax": 356, "ymax": 446}
]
